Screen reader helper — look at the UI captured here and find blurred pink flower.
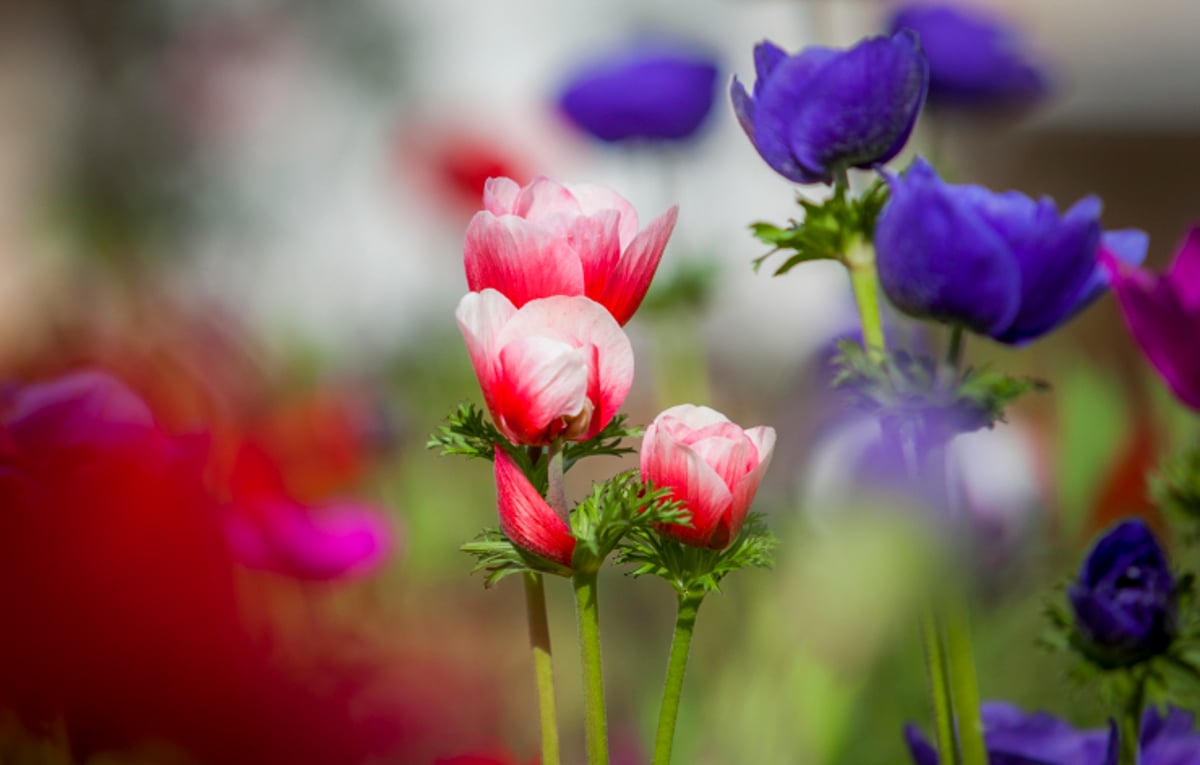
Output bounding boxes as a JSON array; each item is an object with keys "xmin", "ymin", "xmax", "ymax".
[
  {"xmin": 493, "ymin": 448, "xmax": 575, "ymax": 567},
  {"xmin": 464, "ymin": 176, "xmax": 678, "ymax": 326},
  {"xmin": 1103, "ymin": 226, "xmax": 1200, "ymax": 411},
  {"xmin": 456, "ymin": 290, "xmax": 634, "ymax": 446},
  {"xmin": 640, "ymin": 404, "xmax": 775, "ymax": 549},
  {"xmin": 223, "ymin": 441, "xmax": 394, "ymax": 580}
]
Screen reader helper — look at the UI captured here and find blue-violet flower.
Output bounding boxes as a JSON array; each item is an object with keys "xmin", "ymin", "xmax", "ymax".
[
  {"xmin": 558, "ymin": 38, "xmax": 719, "ymax": 143},
  {"xmin": 730, "ymin": 32, "xmax": 928, "ymax": 184},
  {"xmin": 875, "ymin": 158, "xmax": 1149, "ymax": 344},
  {"xmin": 1068, "ymin": 518, "xmax": 1177, "ymax": 668},
  {"xmin": 906, "ymin": 703, "xmax": 1200, "ymax": 765},
  {"xmin": 888, "ymin": 3, "xmax": 1047, "ymax": 107}
]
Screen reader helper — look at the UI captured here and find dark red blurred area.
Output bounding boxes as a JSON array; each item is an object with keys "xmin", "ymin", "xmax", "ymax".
[{"xmin": 0, "ymin": 365, "xmax": 502, "ymax": 763}]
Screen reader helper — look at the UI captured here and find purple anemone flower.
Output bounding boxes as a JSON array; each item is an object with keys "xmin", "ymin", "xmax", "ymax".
[
  {"xmin": 1103, "ymin": 226, "xmax": 1200, "ymax": 411},
  {"xmin": 730, "ymin": 32, "xmax": 928, "ymax": 184},
  {"xmin": 558, "ymin": 38, "xmax": 719, "ymax": 143},
  {"xmin": 906, "ymin": 703, "xmax": 1200, "ymax": 765},
  {"xmin": 888, "ymin": 3, "xmax": 1047, "ymax": 107},
  {"xmin": 1068, "ymin": 518, "xmax": 1177, "ymax": 668},
  {"xmin": 874, "ymin": 158, "xmax": 1149, "ymax": 344}
]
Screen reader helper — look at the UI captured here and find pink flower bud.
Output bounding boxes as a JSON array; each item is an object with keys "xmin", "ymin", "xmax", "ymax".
[
  {"xmin": 494, "ymin": 448, "xmax": 575, "ymax": 567},
  {"xmin": 640, "ymin": 404, "xmax": 775, "ymax": 550},
  {"xmin": 456, "ymin": 289, "xmax": 634, "ymax": 446},
  {"xmin": 464, "ymin": 176, "xmax": 678, "ymax": 326}
]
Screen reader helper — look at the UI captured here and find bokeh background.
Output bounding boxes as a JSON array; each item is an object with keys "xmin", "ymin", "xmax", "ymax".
[{"xmin": 1, "ymin": 0, "xmax": 1198, "ymax": 763}]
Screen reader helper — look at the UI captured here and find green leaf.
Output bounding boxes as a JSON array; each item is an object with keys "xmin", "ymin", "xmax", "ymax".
[
  {"xmin": 616, "ymin": 513, "xmax": 778, "ymax": 596},
  {"xmin": 569, "ymin": 471, "xmax": 690, "ymax": 574},
  {"xmin": 1152, "ymin": 440, "xmax": 1200, "ymax": 526},
  {"xmin": 461, "ymin": 528, "xmax": 573, "ymax": 587},
  {"xmin": 750, "ymin": 180, "xmax": 890, "ymax": 275}
]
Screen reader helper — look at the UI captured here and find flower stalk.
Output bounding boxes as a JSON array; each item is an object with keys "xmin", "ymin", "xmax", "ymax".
[
  {"xmin": 524, "ymin": 572, "xmax": 562, "ymax": 765},
  {"xmin": 652, "ymin": 591, "xmax": 704, "ymax": 765},
  {"xmin": 945, "ymin": 601, "xmax": 987, "ymax": 765},
  {"xmin": 1118, "ymin": 671, "xmax": 1147, "ymax": 765},
  {"xmin": 919, "ymin": 606, "xmax": 959, "ymax": 765},
  {"xmin": 573, "ymin": 570, "xmax": 609, "ymax": 764}
]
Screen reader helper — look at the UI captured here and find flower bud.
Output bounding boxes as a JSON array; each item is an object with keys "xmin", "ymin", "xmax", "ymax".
[
  {"xmin": 1068, "ymin": 519, "xmax": 1178, "ymax": 668},
  {"xmin": 640, "ymin": 404, "xmax": 774, "ymax": 550}
]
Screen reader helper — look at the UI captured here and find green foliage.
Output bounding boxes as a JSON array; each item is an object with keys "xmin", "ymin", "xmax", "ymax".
[
  {"xmin": 570, "ymin": 471, "xmax": 691, "ymax": 574},
  {"xmin": 617, "ymin": 513, "xmax": 778, "ymax": 597},
  {"xmin": 460, "ymin": 528, "xmax": 574, "ymax": 587},
  {"xmin": 427, "ymin": 402, "xmax": 641, "ymax": 493},
  {"xmin": 750, "ymin": 180, "xmax": 889, "ymax": 275},
  {"xmin": 1152, "ymin": 441, "xmax": 1200, "ymax": 526},
  {"xmin": 831, "ymin": 340, "xmax": 1048, "ymax": 434}
]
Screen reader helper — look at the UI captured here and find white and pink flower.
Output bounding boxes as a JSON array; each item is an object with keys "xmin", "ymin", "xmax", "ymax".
[
  {"xmin": 640, "ymin": 404, "xmax": 775, "ymax": 549},
  {"xmin": 464, "ymin": 176, "xmax": 678, "ymax": 326},
  {"xmin": 456, "ymin": 289, "xmax": 634, "ymax": 446}
]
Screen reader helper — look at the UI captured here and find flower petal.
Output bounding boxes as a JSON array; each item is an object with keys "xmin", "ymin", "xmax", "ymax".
[
  {"xmin": 1168, "ymin": 225, "xmax": 1200, "ymax": 312},
  {"xmin": 456, "ymin": 290, "xmax": 518, "ymax": 417},
  {"xmin": 642, "ymin": 420, "xmax": 733, "ymax": 547},
  {"xmin": 481, "ymin": 176, "xmax": 521, "ymax": 215},
  {"xmin": 746, "ymin": 46, "xmax": 838, "ymax": 183},
  {"xmin": 494, "ymin": 448, "xmax": 575, "ymax": 567},
  {"xmin": 464, "ymin": 214, "xmax": 585, "ymax": 308},
  {"xmin": 566, "ymin": 182, "xmax": 640, "ymax": 250},
  {"xmin": 876, "ymin": 160, "xmax": 1022, "ymax": 335},
  {"xmin": 601, "ymin": 205, "xmax": 678, "ymax": 325},
  {"xmin": 493, "ymin": 336, "xmax": 590, "ymax": 445}
]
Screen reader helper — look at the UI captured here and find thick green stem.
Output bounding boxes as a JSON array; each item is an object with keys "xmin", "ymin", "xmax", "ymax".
[
  {"xmin": 652, "ymin": 592, "xmax": 704, "ymax": 765},
  {"xmin": 573, "ymin": 571, "xmax": 609, "ymax": 764},
  {"xmin": 845, "ymin": 239, "xmax": 887, "ymax": 363},
  {"xmin": 945, "ymin": 602, "xmax": 987, "ymax": 765},
  {"xmin": 1118, "ymin": 672, "xmax": 1146, "ymax": 765},
  {"xmin": 524, "ymin": 572, "xmax": 561, "ymax": 765},
  {"xmin": 920, "ymin": 606, "xmax": 960, "ymax": 765}
]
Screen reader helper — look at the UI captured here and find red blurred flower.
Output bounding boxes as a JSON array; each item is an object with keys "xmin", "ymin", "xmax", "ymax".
[
  {"xmin": 0, "ymin": 369, "xmax": 486, "ymax": 763},
  {"xmin": 464, "ymin": 176, "xmax": 678, "ymax": 326},
  {"xmin": 456, "ymin": 290, "xmax": 634, "ymax": 446},
  {"xmin": 640, "ymin": 404, "xmax": 775, "ymax": 549}
]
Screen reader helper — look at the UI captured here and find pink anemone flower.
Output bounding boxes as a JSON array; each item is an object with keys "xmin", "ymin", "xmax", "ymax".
[
  {"xmin": 456, "ymin": 289, "xmax": 634, "ymax": 447},
  {"xmin": 464, "ymin": 176, "xmax": 678, "ymax": 326},
  {"xmin": 641, "ymin": 404, "xmax": 775, "ymax": 550}
]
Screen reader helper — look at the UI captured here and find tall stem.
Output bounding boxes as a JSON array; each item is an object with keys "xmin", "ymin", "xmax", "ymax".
[
  {"xmin": 845, "ymin": 238, "xmax": 887, "ymax": 363},
  {"xmin": 920, "ymin": 606, "xmax": 959, "ymax": 765},
  {"xmin": 1118, "ymin": 671, "xmax": 1146, "ymax": 765},
  {"xmin": 523, "ymin": 572, "xmax": 561, "ymax": 765},
  {"xmin": 945, "ymin": 602, "xmax": 987, "ymax": 765},
  {"xmin": 652, "ymin": 592, "xmax": 704, "ymax": 765},
  {"xmin": 573, "ymin": 571, "xmax": 609, "ymax": 764}
]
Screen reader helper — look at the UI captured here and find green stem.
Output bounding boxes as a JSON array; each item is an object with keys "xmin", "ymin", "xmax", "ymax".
[
  {"xmin": 945, "ymin": 601, "xmax": 987, "ymax": 765},
  {"xmin": 920, "ymin": 606, "xmax": 960, "ymax": 765},
  {"xmin": 845, "ymin": 239, "xmax": 887, "ymax": 363},
  {"xmin": 1118, "ymin": 671, "xmax": 1146, "ymax": 765},
  {"xmin": 524, "ymin": 572, "xmax": 561, "ymax": 765},
  {"xmin": 573, "ymin": 571, "xmax": 609, "ymax": 764},
  {"xmin": 546, "ymin": 438, "xmax": 567, "ymax": 517},
  {"xmin": 652, "ymin": 591, "xmax": 704, "ymax": 765}
]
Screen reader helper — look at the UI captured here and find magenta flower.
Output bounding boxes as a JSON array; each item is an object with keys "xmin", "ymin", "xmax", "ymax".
[
  {"xmin": 464, "ymin": 176, "xmax": 678, "ymax": 326},
  {"xmin": 640, "ymin": 405, "xmax": 775, "ymax": 549},
  {"xmin": 456, "ymin": 290, "xmax": 634, "ymax": 447},
  {"xmin": 224, "ymin": 442, "xmax": 394, "ymax": 581},
  {"xmin": 494, "ymin": 447, "xmax": 575, "ymax": 567},
  {"xmin": 1103, "ymin": 226, "xmax": 1200, "ymax": 411}
]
